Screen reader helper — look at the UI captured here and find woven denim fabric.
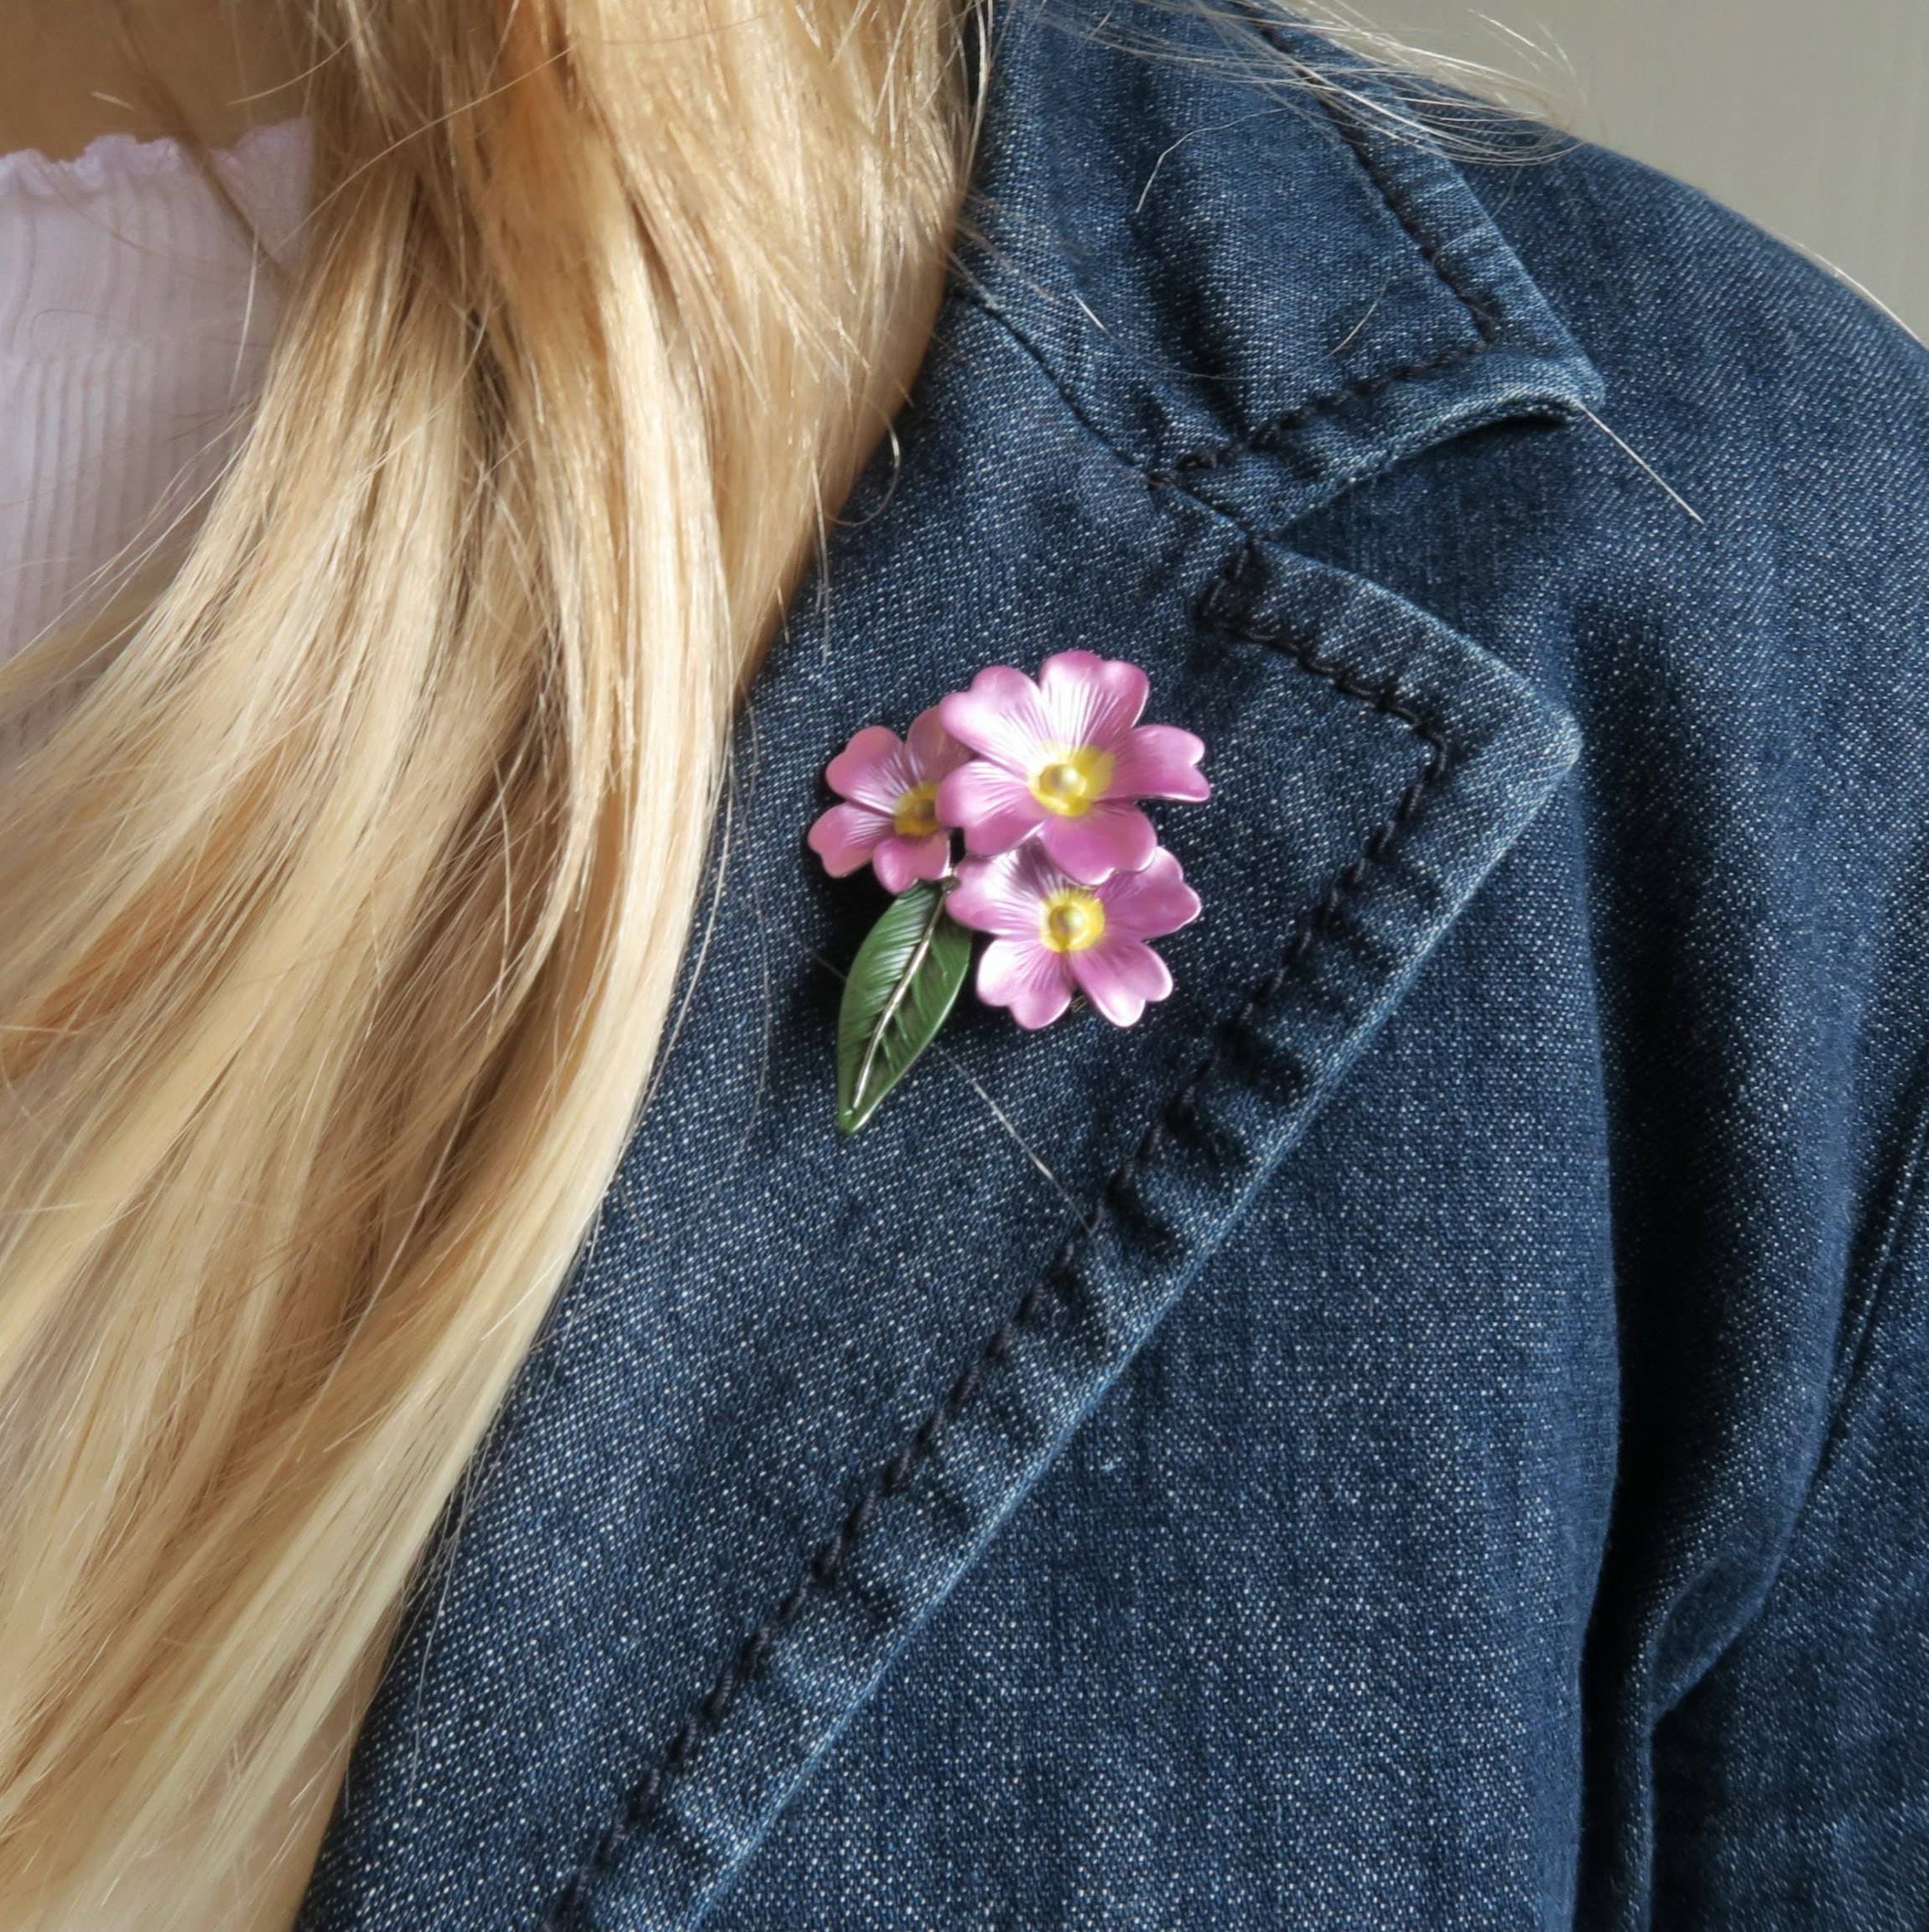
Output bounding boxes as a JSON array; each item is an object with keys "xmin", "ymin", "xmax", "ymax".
[{"xmin": 294, "ymin": 5, "xmax": 1929, "ymax": 1929}]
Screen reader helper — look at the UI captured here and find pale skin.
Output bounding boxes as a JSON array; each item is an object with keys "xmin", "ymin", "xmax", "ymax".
[
  {"xmin": 0, "ymin": 0, "xmax": 309, "ymax": 161},
  {"xmin": 1, "ymin": 12, "xmax": 329, "ymax": 1928},
  {"xmin": 0, "ymin": 0, "xmax": 945, "ymax": 539},
  {"xmin": 0, "ymin": 5, "xmax": 948, "ymax": 1925}
]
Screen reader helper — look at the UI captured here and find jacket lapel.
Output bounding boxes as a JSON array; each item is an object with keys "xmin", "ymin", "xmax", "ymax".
[{"xmin": 299, "ymin": 9, "xmax": 1602, "ymax": 1929}]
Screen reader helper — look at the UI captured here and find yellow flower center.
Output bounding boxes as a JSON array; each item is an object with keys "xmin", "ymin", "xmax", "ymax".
[
  {"xmin": 892, "ymin": 781, "xmax": 940, "ymax": 838},
  {"xmin": 1027, "ymin": 743, "xmax": 1115, "ymax": 818},
  {"xmin": 1040, "ymin": 887, "xmax": 1106, "ymax": 954}
]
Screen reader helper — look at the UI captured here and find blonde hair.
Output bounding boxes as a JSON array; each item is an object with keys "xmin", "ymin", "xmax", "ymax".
[{"xmin": 0, "ymin": 1, "xmax": 974, "ymax": 1923}]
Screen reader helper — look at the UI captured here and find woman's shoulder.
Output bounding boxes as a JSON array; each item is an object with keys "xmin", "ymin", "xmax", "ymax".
[
  {"xmin": 1459, "ymin": 118, "xmax": 1929, "ymax": 456},
  {"xmin": 1447, "ymin": 120, "xmax": 1929, "ymax": 734}
]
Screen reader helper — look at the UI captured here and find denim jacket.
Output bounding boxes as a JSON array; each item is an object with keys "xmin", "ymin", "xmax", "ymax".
[{"xmin": 296, "ymin": 6, "xmax": 1929, "ymax": 1929}]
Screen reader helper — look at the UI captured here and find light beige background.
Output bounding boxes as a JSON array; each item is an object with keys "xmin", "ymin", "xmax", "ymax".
[{"xmin": 1365, "ymin": 0, "xmax": 1928, "ymax": 341}]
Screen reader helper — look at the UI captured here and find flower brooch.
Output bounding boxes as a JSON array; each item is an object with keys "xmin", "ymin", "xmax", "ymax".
[{"xmin": 809, "ymin": 649, "xmax": 1208, "ymax": 1132}]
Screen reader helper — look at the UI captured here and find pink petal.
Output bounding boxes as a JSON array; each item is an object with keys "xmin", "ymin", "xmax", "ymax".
[
  {"xmin": 975, "ymin": 936, "xmax": 1076, "ymax": 1029},
  {"xmin": 904, "ymin": 704, "xmax": 970, "ymax": 781},
  {"xmin": 947, "ymin": 846, "xmax": 1056, "ymax": 938},
  {"xmin": 872, "ymin": 830, "xmax": 953, "ymax": 895},
  {"xmin": 1037, "ymin": 799, "xmax": 1157, "ymax": 885},
  {"xmin": 824, "ymin": 725, "xmax": 911, "ymax": 812},
  {"xmin": 806, "ymin": 800, "xmax": 891, "ymax": 877},
  {"xmin": 1112, "ymin": 723, "xmax": 1209, "ymax": 802},
  {"xmin": 1037, "ymin": 650, "xmax": 1149, "ymax": 752},
  {"xmin": 938, "ymin": 666, "xmax": 1054, "ymax": 773},
  {"xmin": 938, "ymin": 760, "xmax": 1047, "ymax": 854},
  {"xmin": 1068, "ymin": 935, "xmax": 1173, "ymax": 1027},
  {"xmin": 1099, "ymin": 846, "xmax": 1201, "ymax": 940}
]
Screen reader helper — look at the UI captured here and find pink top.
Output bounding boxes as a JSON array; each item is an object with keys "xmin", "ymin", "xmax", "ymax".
[{"xmin": 0, "ymin": 117, "xmax": 312, "ymax": 674}]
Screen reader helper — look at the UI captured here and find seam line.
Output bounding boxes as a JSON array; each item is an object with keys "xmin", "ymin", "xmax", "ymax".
[
  {"xmin": 532, "ymin": 539, "xmax": 1455, "ymax": 1930},
  {"xmin": 1144, "ymin": 341, "xmax": 1481, "ymax": 486},
  {"xmin": 1146, "ymin": 57, "xmax": 1500, "ymax": 487},
  {"xmin": 1786, "ymin": 1068, "xmax": 1929, "ymax": 1549},
  {"xmin": 1302, "ymin": 81, "xmax": 1500, "ymax": 343}
]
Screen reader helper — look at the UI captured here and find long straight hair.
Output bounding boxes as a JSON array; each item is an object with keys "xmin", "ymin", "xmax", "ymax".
[
  {"xmin": 0, "ymin": 2, "xmax": 975, "ymax": 1922},
  {"xmin": 0, "ymin": 0, "xmax": 1539, "ymax": 1921}
]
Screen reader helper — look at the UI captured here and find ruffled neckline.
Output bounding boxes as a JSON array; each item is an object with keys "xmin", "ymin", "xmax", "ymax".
[{"xmin": 0, "ymin": 115, "xmax": 309, "ymax": 200}]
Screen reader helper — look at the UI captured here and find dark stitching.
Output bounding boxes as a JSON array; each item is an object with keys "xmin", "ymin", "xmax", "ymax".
[
  {"xmin": 1302, "ymin": 86, "xmax": 1500, "ymax": 346},
  {"xmin": 1147, "ymin": 55, "xmax": 1499, "ymax": 491},
  {"xmin": 530, "ymin": 541, "xmax": 1453, "ymax": 1930},
  {"xmin": 1145, "ymin": 342, "xmax": 1477, "ymax": 486},
  {"xmin": 1197, "ymin": 545, "xmax": 1453, "ymax": 781}
]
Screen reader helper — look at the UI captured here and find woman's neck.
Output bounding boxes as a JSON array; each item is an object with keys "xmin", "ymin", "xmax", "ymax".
[{"xmin": 0, "ymin": 0, "xmax": 308, "ymax": 161}]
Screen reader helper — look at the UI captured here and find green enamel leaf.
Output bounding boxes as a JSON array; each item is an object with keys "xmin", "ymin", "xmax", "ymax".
[{"xmin": 835, "ymin": 881, "xmax": 973, "ymax": 1135}]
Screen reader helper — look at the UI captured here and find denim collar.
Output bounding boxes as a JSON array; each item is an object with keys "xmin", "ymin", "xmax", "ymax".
[
  {"xmin": 959, "ymin": 6, "xmax": 1602, "ymax": 534},
  {"xmin": 300, "ymin": 12, "xmax": 1601, "ymax": 1930}
]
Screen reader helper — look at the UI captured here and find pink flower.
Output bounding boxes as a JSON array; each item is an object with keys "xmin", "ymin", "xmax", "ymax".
[
  {"xmin": 936, "ymin": 649, "xmax": 1209, "ymax": 885},
  {"xmin": 808, "ymin": 707, "xmax": 970, "ymax": 893},
  {"xmin": 947, "ymin": 842, "xmax": 1201, "ymax": 1029}
]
